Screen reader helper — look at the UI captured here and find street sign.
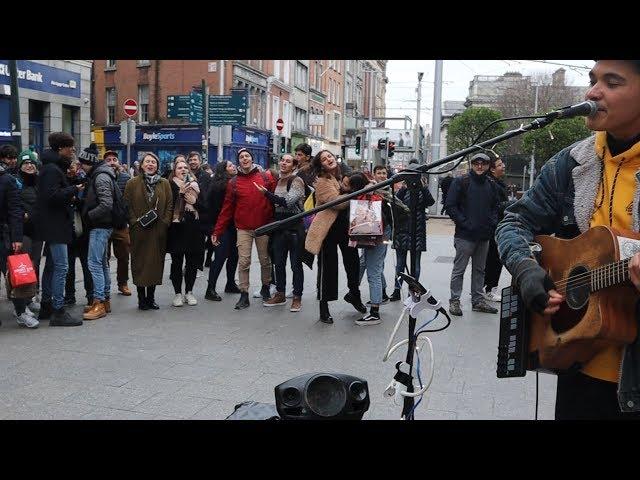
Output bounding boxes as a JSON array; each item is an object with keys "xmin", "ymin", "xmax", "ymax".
[
  {"xmin": 167, "ymin": 95, "xmax": 190, "ymax": 118},
  {"xmin": 276, "ymin": 118, "xmax": 284, "ymax": 131},
  {"xmin": 123, "ymin": 98, "xmax": 138, "ymax": 118},
  {"xmin": 189, "ymin": 91, "xmax": 203, "ymax": 124},
  {"xmin": 208, "ymin": 90, "xmax": 247, "ymax": 126}
]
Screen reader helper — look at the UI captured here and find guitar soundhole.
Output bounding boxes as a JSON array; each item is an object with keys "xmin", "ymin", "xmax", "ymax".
[
  {"xmin": 564, "ymin": 265, "xmax": 590, "ymax": 310},
  {"xmin": 551, "ymin": 265, "xmax": 589, "ymax": 334}
]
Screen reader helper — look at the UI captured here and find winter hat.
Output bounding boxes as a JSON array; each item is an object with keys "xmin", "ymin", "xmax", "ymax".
[
  {"xmin": 17, "ymin": 150, "xmax": 38, "ymax": 169},
  {"xmin": 78, "ymin": 143, "xmax": 100, "ymax": 165}
]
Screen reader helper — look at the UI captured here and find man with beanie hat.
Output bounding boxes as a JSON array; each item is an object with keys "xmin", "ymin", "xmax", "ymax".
[
  {"xmin": 103, "ymin": 150, "xmax": 132, "ymax": 296},
  {"xmin": 78, "ymin": 143, "xmax": 116, "ymax": 320},
  {"xmin": 34, "ymin": 132, "xmax": 83, "ymax": 326}
]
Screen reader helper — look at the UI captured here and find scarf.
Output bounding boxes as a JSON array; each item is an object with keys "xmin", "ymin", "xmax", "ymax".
[
  {"xmin": 143, "ymin": 172, "xmax": 161, "ymax": 202},
  {"xmin": 172, "ymin": 177, "xmax": 200, "ymax": 222}
]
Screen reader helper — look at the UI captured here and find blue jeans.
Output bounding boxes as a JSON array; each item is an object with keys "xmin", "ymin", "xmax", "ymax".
[
  {"xmin": 394, "ymin": 249, "xmax": 422, "ymax": 289},
  {"xmin": 359, "ymin": 249, "xmax": 387, "ymax": 292},
  {"xmin": 358, "ymin": 226, "xmax": 391, "ymax": 305},
  {"xmin": 42, "ymin": 243, "xmax": 69, "ymax": 310},
  {"xmin": 272, "ymin": 228, "xmax": 304, "ymax": 297},
  {"xmin": 88, "ymin": 228, "xmax": 112, "ymax": 301}
]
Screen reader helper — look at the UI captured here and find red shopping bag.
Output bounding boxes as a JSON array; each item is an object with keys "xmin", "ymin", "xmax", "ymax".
[{"xmin": 7, "ymin": 253, "xmax": 37, "ymax": 287}]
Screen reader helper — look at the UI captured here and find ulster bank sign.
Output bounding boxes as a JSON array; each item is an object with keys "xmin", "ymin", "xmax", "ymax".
[{"xmin": 0, "ymin": 60, "xmax": 81, "ymax": 98}]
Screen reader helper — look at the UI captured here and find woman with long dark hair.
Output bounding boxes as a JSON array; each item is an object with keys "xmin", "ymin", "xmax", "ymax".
[
  {"xmin": 304, "ymin": 150, "xmax": 366, "ymax": 324},
  {"xmin": 204, "ymin": 160, "xmax": 240, "ymax": 301},
  {"xmin": 167, "ymin": 158, "xmax": 205, "ymax": 306},
  {"xmin": 124, "ymin": 152, "xmax": 173, "ymax": 310}
]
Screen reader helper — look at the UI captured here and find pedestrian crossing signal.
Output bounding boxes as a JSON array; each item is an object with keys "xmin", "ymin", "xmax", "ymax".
[{"xmin": 355, "ymin": 136, "xmax": 361, "ymax": 155}]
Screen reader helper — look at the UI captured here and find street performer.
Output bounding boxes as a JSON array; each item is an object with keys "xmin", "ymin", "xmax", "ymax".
[{"xmin": 496, "ymin": 60, "xmax": 640, "ymax": 419}]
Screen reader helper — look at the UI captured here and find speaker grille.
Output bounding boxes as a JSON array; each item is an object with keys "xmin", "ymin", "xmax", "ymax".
[{"xmin": 304, "ymin": 375, "xmax": 347, "ymax": 417}]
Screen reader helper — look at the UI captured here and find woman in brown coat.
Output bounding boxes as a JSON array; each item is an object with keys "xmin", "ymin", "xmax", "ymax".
[
  {"xmin": 123, "ymin": 152, "xmax": 173, "ymax": 310},
  {"xmin": 305, "ymin": 150, "xmax": 365, "ymax": 324}
]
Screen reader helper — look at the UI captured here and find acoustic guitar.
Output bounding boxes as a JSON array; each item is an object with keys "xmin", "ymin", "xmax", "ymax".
[{"xmin": 526, "ymin": 225, "xmax": 640, "ymax": 371}]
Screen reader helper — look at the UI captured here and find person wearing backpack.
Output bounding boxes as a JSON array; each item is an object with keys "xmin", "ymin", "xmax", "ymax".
[
  {"xmin": 78, "ymin": 144, "xmax": 118, "ymax": 320},
  {"xmin": 254, "ymin": 153, "xmax": 305, "ymax": 312},
  {"xmin": 445, "ymin": 153, "xmax": 500, "ymax": 316},
  {"xmin": 211, "ymin": 148, "xmax": 276, "ymax": 310}
]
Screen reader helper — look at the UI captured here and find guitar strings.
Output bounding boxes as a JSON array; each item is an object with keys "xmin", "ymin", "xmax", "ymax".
[
  {"xmin": 552, "ymin": 258, "xmax": 630, "ymax": 286},
  {"xmin": 552, "ymin": 259, "xmax": 631, "ymax": 293}
]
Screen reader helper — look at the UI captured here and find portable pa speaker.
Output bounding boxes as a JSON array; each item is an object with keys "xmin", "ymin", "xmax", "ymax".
[{"xmin": 274, "ymin": 373, "xmax": 370, "ymax": 420}]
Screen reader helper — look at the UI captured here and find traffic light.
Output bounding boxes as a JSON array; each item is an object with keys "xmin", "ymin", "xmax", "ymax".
[
  {"xmin": 355, "ymin": 136, "xmax": 361, "ymax": 155},
  {"xmin": 388, "ymin": 141, "xmax": 395, "ymax": 158},
  {"xmin": 280, "ymin": 137, "xmax": 286, "ymax": 154},
  {"xmin": 377, "ymin": 138, "xmax": 387, "ymax": 150},
  {"xmin": 268, "ymin": 134, "xmax": 274, "ymax": 154}
]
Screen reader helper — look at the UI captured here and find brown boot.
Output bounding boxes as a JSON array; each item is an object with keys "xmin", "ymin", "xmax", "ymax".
[
  {"xmin": 84, "ymin": 299, "xmax": 97, "ymax": 313},
  {"xmin": 263, "ymin": 291, "xmax": 286, "ymax": 307},
  {"xmin": 104, "ymin": 297, "xmax": 111, "ymax": 313},
  {"xmin": 290, "ymin": 296, "xmax": 302, "ymax": 312},
  {"xmin": 83, "ymin": 300, "xmax": 106, "ymax": 320},
  {"xmin": 118, "ymin": 284, "xmax": 131, "ymax": 296}
]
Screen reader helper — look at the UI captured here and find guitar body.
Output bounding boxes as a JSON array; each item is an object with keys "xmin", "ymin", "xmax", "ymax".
[{"xmin": 528, "ymin": 225, "xmax": 640, "ymax": 371}]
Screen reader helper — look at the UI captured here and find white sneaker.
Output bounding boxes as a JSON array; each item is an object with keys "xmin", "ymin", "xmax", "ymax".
[
  {"xmin": 484, "ymin": 288, "xmax": 502, "ymax": 303},
  {"xmin": 184, "ymin": 292, "xmax": 198, "ymax": 306},
  {"xmin": 24, "ymin": 306, "xmax": 36, "ymax": 317},
  {"xmin": 16, "ymin": 312, "xmax": 39, "ymax": 329},
  {"xmin": 172, "ymin": 293, "xmax": 184, "ymax": 307},
  {"xmin": 28, "ymin": 300, "xmax": 40, "ymax": 313}
]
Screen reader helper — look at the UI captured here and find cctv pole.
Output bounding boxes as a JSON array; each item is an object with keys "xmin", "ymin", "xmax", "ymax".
[
  {"xmin": 217, "ymin": 60, "xmax": 225, "ymax": 163},
  {"xmin": 428, "ymin": 60, "xmax": 443, "ymax": 214},
  {"xmin": 529, "ymin": 85, "xmax": 539, "ymax": 188},
  {"xmin": 415, "ymin": 72, "xmax": 423, "ymax": 162},
  {"xmin": 8, "ymin": 60, "xmax": 22, "ymax": 151}
]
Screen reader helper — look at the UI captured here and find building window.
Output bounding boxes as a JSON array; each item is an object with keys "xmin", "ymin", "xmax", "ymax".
[
  {"xmin": 106, "ymin": 87, "xmax": 116, "ymax": 124},
  {"xmin": 284, "ymin": 60, "xmax": 290, "ymax": 85},
  {"xmin": 137, "ymin": 60, "xmax": 151, "ymax": 67},
  {"xmin": 138, "ymin": 85, "xmax": 149, "ymax": 124},
  {"xmin": 314, "ymin": 61, "xmax": 322, "ymax": 90},
  {"xmin": 283, "ymin": 101, "xmax": 290, "ymax": 137},
  {"xmin": 272, "ymin": 96, "xmax": 279, "ymax": 131},
  {"xmin": 333, "ymin": 112, "xmax": 340, "ymax": 140},
  {"xmin": 62, "ymin": 105, "xmax": 77, "ymax": 138},
  {"xmin": 295, "ymin": 107, "xmax": 307, "ymax": 132},
  {"xmin": 295, "ymin": 62, "xmax": 308, "ymax": 91},
  {"xmin": 106, "ymin": 60, "xmax": 116, "ymax": 70},
  {"xmin": 274, "ymin": 60, "xmax": 281, "ymax": 81}
]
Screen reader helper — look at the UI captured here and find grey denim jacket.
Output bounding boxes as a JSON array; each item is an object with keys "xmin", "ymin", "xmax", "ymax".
[{"xmin": 495, "ymin": 134, "xmax": 640, "ymax": 411}]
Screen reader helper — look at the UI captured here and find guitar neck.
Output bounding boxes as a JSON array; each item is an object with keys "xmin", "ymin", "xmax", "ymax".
[{"xmin": 591, "ymin": 258, "xmax": 631, "ymax": 292}]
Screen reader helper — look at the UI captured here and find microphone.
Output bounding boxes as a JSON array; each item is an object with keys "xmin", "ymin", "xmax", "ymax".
[{"xmin": 545, "ymin": 100, "xmax": 598, "ymax": 119}]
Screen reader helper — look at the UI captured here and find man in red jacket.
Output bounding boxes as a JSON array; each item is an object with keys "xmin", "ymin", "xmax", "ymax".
[{"xmin": 211, "ymin": 148, "xmax": 275, "ymax": 309}]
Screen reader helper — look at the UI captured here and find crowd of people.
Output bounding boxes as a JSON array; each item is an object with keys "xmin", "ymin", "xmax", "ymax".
[{"xmin": 0, "ymin": 135, "xmax": 463, "ymax": 330}]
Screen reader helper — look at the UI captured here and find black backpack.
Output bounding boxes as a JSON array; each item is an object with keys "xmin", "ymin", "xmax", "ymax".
[{"xmin": 111, "ymin": 181, "xmax": 129, "ymax": 230}]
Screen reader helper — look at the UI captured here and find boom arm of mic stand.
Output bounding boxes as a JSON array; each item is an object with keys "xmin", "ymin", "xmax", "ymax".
[{"xmin": 255, "ymin": 116, "xmax": 554, "ymax": 237}]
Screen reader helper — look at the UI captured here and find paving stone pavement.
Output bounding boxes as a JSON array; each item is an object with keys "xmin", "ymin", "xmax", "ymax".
[{"xmin": 0, "ymin": 219, "xmax": 556, "ymax": 420}]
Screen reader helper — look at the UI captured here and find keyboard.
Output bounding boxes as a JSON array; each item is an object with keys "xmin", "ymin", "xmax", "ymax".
[{"xmin": 496, "ymin": 285, "xmax": 528, "ymax": 378}]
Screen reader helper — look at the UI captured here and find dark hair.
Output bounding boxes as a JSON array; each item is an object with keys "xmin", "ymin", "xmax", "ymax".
[
  {"xmin": 348, "ymin": 171, "xmax": 368, "ymax": 191},
  {"xmin": 212, "ymin": 160, "xmax": 234, "ymax": 191},
  {"xmin": 373, "ymin": 165, "xmax": 388, "ymax": 175},
  {"xmin": 594, "ymin": 60, "xmax": 640, "ymax": 74},
  {"xmin": 312, "ymin": 149, "xmax": 335, "ymax": 177},
  {"xmin": 187, "ymin": 151, "xmax": 201, "ymax": 162},
  {"xmin": 173, "ymin": 153, "xmax": 187, "ymax": 163},
  {"xmin": 0, "ymin": 144, "xmax": 18, "ymax": 159},
  {"xmin": 140, "ymin": 152, "xmax": 160, "ymax": 174},
  {"xmin": 489, "ymin": 155, "xmax": 502, "ymax": 170},
  {"xmin": 48, "ymin": 132, "xmax": 75, "ymax": 151},
  {"xmin": 294, "ymin": 143, "xmax": 312, "ymax": 157}
]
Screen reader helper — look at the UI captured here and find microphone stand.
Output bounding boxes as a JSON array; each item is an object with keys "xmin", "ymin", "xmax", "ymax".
[{"xmin": 255, "ymin": 114, "xmax": 555, "ymax": 419}]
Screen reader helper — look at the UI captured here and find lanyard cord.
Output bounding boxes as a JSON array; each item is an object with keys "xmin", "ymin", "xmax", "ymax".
[{"xmin": 594, "ymin": 158, "xmax": 627, "ymax": 227}]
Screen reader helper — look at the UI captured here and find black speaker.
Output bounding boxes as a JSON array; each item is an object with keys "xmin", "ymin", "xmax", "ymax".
[{"xmin": 274, "ymin": 373, "xmax": 370, "ymax": 420}]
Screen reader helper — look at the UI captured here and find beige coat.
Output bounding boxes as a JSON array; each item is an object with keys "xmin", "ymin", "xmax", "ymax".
[
  {"xmin": 123, "ymin": 175, "xmax": 173, "ymax": 286},
  {"xmin": 304, "ymin": 175, "xmax": 350, "ymax": 255}
]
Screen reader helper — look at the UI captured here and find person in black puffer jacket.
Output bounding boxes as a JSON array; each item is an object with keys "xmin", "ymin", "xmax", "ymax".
[
  {"xmin": 16, "ymin": 150, "xmax": 43, "ymax": 314},
  {"xmin": 78, "ymin": 144, "xmax": 116, "ymax": 320},
  {"xmin": 33, "ymin": 132, "xmax": 83, "ymax": 326}
]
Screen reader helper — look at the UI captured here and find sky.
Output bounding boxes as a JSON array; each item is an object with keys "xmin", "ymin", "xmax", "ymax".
[{"xmin": 384, "ymin": 60, "xmax": 594, "ymax": 130}]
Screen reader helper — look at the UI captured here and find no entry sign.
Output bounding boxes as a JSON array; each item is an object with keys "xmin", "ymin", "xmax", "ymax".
[
  {"xmin": 276, "ymin": 118, "xmax": 284, "ymax": 131},
  {"xmin": 124, "ymin": 98, "xmax": 138, "ymax": 117}
]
